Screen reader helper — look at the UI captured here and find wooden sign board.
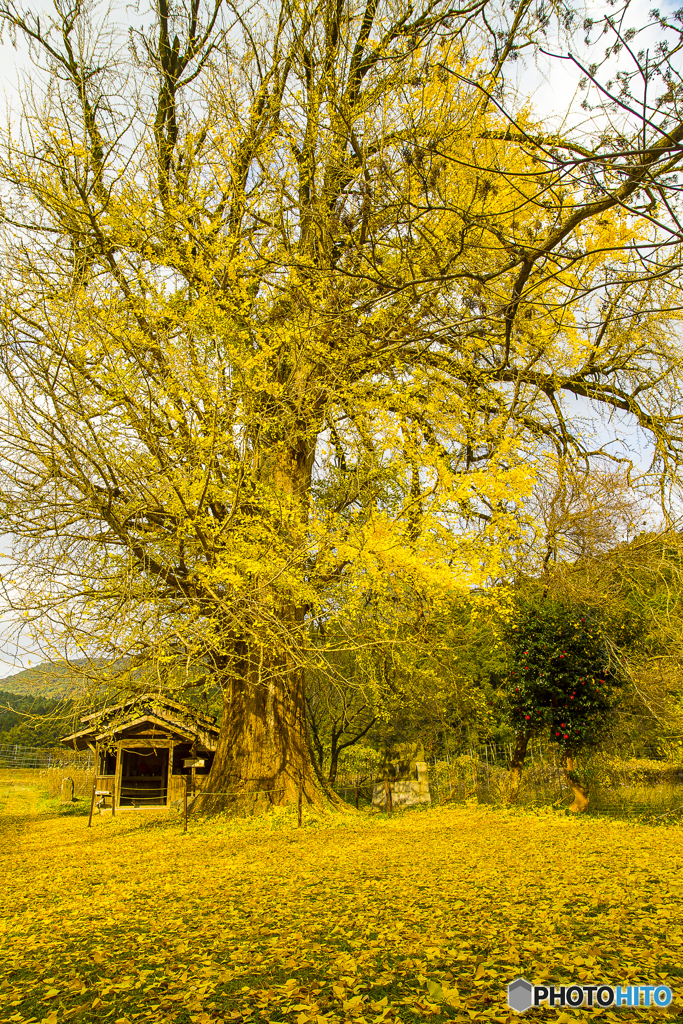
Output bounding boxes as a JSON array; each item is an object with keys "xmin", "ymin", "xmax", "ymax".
[{"xmin": 183, "ymin": 758, "xmax": 205, "ymax": 768}]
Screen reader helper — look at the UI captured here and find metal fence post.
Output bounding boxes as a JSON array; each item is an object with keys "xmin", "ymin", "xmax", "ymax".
[
  {"xmin": 87, "ymin": 784, "xmax": 97, "ymax": 828},
  {"xmin": 384, "ymin": 778, "xmax": 392, "ymax": 815}
]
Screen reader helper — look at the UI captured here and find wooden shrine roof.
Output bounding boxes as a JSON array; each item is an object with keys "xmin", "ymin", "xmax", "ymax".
[{"xmin": 61, "ymin": 693, "xmax": 220, "ymax": 752}]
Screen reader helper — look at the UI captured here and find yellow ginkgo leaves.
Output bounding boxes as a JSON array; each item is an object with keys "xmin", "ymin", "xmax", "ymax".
[
  {"xmin": 426, "ymin": 979, "xmax": 461, "ymax": 1006},
  {"xmin": 2, "ymin": 783, "xmax": 683, "ymax": 1024}
]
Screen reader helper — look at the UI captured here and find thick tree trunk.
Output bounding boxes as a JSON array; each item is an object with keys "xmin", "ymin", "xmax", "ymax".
[
  {"xmin": 193, "ymin": 638, "xmax": 323, "ymax": 814},
  {"xmin": 506, "ymin": 730, "xmax": 530, "ymax": 803},
  {"xmin": 192, "ymin": 440, "xmax": 336, "ymax": 816},
  {"xmin": 563, "ymin": 753, "xmax": 589, "ymax": 813}
]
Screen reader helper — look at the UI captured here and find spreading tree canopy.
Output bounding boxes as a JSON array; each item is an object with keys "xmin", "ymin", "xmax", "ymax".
[{"xmin": 1, "ymin": 0, "xmax": 683, "ymax": 810}]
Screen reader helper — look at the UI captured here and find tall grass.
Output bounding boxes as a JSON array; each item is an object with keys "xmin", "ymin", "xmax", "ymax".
[
  {"xmin": 0, "ymin": 766, "xmax": 96, "ymax": 801},
  {"xmin": 41, "ymin": 766, "xmax": 95, "ymax": 800}
]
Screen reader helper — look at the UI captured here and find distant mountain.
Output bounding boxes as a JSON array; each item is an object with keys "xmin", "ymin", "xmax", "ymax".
[
  {"xmin": 0, "ymin": 661, "xmax": 91, "ymax": 698},
  {"xmin": 0, "ymin": 659, "xmax": 223, "ymax": 721}
]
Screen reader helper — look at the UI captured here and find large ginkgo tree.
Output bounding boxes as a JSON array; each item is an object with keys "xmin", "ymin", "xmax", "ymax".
[{"xmin": 0, "ymin": 0, "xmax": 682, "ymax": 810}]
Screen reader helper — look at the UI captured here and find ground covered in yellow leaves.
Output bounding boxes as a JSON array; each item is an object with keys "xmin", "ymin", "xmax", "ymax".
[{"xmin": 1, "ymin": 775, "xmax": 682, "ymax": 1024}]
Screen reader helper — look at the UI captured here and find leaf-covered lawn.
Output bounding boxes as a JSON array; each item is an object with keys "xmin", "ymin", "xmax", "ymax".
[{"xmin": 1, "ymin": 786, "xmax": 682, "ymax": 1024}]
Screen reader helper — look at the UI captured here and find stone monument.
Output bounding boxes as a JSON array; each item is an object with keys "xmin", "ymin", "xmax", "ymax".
[{"xmin": 372, "ymin": 742, "xmax": 431, "ymax": 809}]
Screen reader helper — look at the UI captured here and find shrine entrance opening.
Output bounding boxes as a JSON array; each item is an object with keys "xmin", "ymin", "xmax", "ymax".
[{"xmin": 119, "ymin": 747, "xmax": 169, "ymax": 807}]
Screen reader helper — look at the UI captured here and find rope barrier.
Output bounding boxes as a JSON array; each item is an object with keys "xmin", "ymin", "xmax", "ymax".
[
  {"xmin": 104, "ymin": 785, "xmax": 290, "ymax": 797},
  {"xmin": 186, "ymin": 788, "xmax": 286, "ymax": 797},
  {"xmin": 182, "ymin": 786, "xmax": 296, "ymax": 833},
  {"xmin": 652, "ymin": 804, "xmax": 683, "ymax": 820},
  {"xmin": 120, "ymin": 796, "xmax": 167, "ymax": 804},
  {"xmin": 86, "ymin": 781, "xmax": 300, "ymax": 832},
  {"xmin": 119, "ymin": 786, "xmax": 170, "ymax": 793}
]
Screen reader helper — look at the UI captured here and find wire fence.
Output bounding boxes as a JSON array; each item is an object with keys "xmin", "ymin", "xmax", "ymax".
[
  {"xmin": 424, "ymin": 745, "xmax": 570, "ymax": 806},
  {"xmin": 331, "ymin": 742, "xmax": 683, "ymax": 819},
  {"xmin": 0, "ymin": 742, "xmax": 95, "ymax": 771},
  {"xmin": 4, "ymin": 740, "xmax": 683, "ymax": 822}
]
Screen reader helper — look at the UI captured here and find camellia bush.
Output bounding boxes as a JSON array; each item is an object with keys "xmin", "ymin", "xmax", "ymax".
[
  {"xmin": 504, "ymin": 599, "xmax": 623, "ymax": 810},
  {"xmin": 508, "ymin": 601, "xmax": 620, "ymax": 749}
]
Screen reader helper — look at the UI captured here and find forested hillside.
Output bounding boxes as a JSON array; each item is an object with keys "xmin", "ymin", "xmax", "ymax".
[
  {"xmin": 0, "ymin": 661, "xmax": 89, "ymax": 698},
  {"xmin": 0, "ymin": 690, "xmax": 76, "ymax": 747}
]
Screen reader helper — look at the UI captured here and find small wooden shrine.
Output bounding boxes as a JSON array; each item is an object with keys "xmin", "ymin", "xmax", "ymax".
[{"xmin": 61, "ymin": 694, "xmax": 219, "ymax": 810}]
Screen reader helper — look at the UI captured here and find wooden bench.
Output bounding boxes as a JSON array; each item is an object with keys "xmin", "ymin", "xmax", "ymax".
[{"xmin": 88, "ymin": 786, "xmax": 115, "ymax": 826}]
